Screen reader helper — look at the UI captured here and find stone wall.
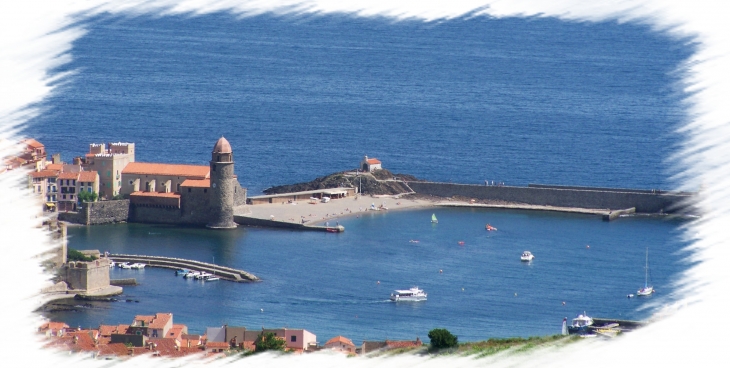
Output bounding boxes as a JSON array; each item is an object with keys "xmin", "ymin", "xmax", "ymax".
[
  {"xmin": 64, "ymin": 258, "xmax": 111, "ymax": 291},
  {"xmin": 408, "ymin": 182, "xmax": 696, "ymax": 214}
]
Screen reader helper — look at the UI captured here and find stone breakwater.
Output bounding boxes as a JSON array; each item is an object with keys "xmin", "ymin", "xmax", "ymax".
[
  {"xmin": 407, "ymin": 182, "xmax": 696, "ymax": 215},
  {"xmin": 108, "ymin": 254, "xmax": 259, "ymax": 282}
]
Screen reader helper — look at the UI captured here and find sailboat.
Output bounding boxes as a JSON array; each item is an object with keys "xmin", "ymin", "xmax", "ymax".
[
  {"xmin": 431, "ymin": 214, "xmax": 438, "ymax": 223},
  {"xmin": 637, "ymin": 248, "xmax": 655, "ymax": 296}
]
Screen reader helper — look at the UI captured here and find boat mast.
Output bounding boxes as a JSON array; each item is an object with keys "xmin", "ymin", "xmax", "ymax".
[{"xmin": 644, "ymin": 248, "xmax": 649, "ymax": 288}]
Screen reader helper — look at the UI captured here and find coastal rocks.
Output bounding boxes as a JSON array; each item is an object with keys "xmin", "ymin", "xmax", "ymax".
[{"xmin": 263, "ymin": 169, "xmax": 420, "ymax": 196}]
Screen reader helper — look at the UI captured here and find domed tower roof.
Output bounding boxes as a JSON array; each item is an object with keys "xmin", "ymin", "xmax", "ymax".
[{"xmin": 212, "ymin": 136, "xmax": 232, "ymax": 154}]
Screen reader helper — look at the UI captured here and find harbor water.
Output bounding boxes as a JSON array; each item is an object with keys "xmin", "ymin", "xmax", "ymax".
[{"xmin": 29, "ymin": 13, "xmax": 695, "ymax": 343}]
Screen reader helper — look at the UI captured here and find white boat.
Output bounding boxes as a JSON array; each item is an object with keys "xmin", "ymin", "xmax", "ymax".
[
  {"xmin": 184, "ymin": 271, "xmax": 201, "ymax": 279},
  {"xmin": 520, "ymin": 251, "xmax": 534, "ymax": 262},
  {"xmin": 203, "ymin": 275, "xmax": 220, "ymax": 281},
  {"xmin": 637, "ymin": 248, "xmax": 655, "ymax": 296},
  {"xmin": 109, "ymin": 261, "xmax": 115, "ymax": 268},
  {"xmin": 195, "ymin": 272, "xmax": 212, "ymax": 279},
  {"xmin": 130, "ymin": 263, "xmax": 146, "ymax": 269},
  {"xmin": 119, "ymin": 262, "xmax": 132, "ymax": 269},
  {"xmin": 567, "ymin": 312, "xmax": 594, "ymax": 335},
  {"xmin": 390, "ymin": 286, "xmax": 427, "ymax": 302},
  {"xmin": 431, "ymin": 214, "xmax": 438, "ymax": 223}
]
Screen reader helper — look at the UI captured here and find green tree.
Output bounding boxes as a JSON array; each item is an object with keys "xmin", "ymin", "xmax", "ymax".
[
  {"xmin": 77, "ymin": 190, "xmax": 98, "ymax": 202},
  {"xmin": 254, "ymin": 332, "xmax": 286, "ymax": 353},
  {"xmin": 67, "ymin": 248, "xmax": 97, "ymax": 262},
  {"xmin": 428, "ymin": 328, "xmax": 458, "ymax": 350}
]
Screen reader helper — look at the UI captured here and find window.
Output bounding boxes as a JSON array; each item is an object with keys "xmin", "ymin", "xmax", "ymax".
[
  {"xmin": 129, "ymin": 180, "xmax": 133, "ymax": 185},
  {"xmin": 72, "ymin": 180, "xmax": 76, "ymax": 185},
  {"xmin": 107, "ymin": 171, "xmax": 111, "ymax": 177},
  {"xmin": 291, "ymin": 336, "xmax": 296, "ymax": 342},
  {"xmin": 87, "ymin": 188, "xmax": 92, "ymax": 193},
  {"xmin": 62, "ymin": 195, "xmax": 66, "ymax": 199},
  {"xmin": 204, "ymin": 189, "xmax": 207, "ymax": 193},
  {"xmin": 212, "ymin": 164, "xmax": 215, "ymax": 172},
  {"xmin": 188, "ymin": 188, "xmax": 191, "ymax": 193}
]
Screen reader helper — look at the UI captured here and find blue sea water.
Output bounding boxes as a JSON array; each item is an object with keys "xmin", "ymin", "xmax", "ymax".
[{"xmin": 30, "ymin": 13, "xmax": 695, "ymax": 343}]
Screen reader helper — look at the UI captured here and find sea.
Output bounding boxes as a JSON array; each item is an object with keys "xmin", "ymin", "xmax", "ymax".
[{"xmin": 29, "ymin": 12, "xmax": 694, "ymax": 344}]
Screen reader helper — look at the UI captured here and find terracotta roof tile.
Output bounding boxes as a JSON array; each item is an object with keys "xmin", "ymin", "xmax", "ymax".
[
  {"xmin": 168, "ymin": 326, "xmax": 185, "ymax": 340},
  {"xmin": 58, "ymin": 172, "xmax": 79, "ymax": 180},
  {"xmin": 385, "ymin": 340, "xmax": 423, "ymax": 349},
  {"xmin": 78, "ymin": 171, "xmax": 98, "ymax": 182},
  {"xmin": 148, "ymin": 313, "xmax": 172, "ymax": 329},
  {"xmin": 39, "ymin": 321, "xmax": 69, "ymax": 332},
  {"xmin": 31, "ymin": 170, "xmax": 59, "ymax": 178},
  {"xmin": 133, "ymin": 315, "xmax": 155, "ymax": 325},
  {"xmin": 97, "ymin": 343, "xmax": 130, "ymax": 357},
  {"xmin": 117, "ymin": 325, "xmax": 129, "ymax": 334},
  {"xmin": 325, "ymin": 336, "xmax": 354, "ymax": 346},
  {"xmin": 98, "ymin": 325, "xmax": 118, "ymax": 337},
  {"xmin": 24, "ymin": 139, "xmax": 44, "ymax": 149},
  {"xmin": 97, "ymin": 336, "xmax": 112, "ymax": 345},
  {"xmin": 180, "ymin": 179, "xmax": 210, "ymax": 188},
  {"xmin": 205, "ymin": 342, "xmax": 230, "ymax": 349},
  {"xmin": 366, "ymin": 158, "xmax": 381, "ymax": 164},
  {"xmin": 45, "ymin": 163, "xmax": 63, "ymax": 171},
  {"xmin": 122, "ymin": 162, "xmax": 209, "ymax": 179}
]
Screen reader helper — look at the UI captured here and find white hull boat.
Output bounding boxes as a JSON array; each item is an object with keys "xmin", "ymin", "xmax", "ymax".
[
  {"xmin": 637, "ymin": 248, "xmax": 655, "ymax": 296},
  {"xmin": 520, "ymin": 251, "xmax": 534, "ymax": 262},
  {"xmin": 390, "ymin": 286, "xmax": 427, "ymax": 302}
]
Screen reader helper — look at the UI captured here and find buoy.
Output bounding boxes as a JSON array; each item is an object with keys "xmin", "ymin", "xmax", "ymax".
[
  {"xmin": 586, "ymin": 245, "xmax": 590, "ymax": 249},
  {"xmin": 377, "ymin": 281, "xmax": 380, "ymax": 284},
  {"xmin": 458, "ymin": 241, "xmax": 465, "ymax": 245},
  {"xmin": 439, "ymin": 269, "xmax": 443, "ymax": 273},
  {"xmin": 562, "ymin": 301, "xmax": 566, "ymax": 306}
]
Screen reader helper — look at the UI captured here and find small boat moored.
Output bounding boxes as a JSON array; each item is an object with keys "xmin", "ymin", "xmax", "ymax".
[
  {"xmin": 520, "ymin": 251, "xmax": 534, "ymax": 262},
  {"xmin": 390, "ymin": 286, "xmax": 427, "ymax": 302},
  {"xmin": 119, "ymin": 262, "xmax": 132, "ymax": 269},
  {"xmin": 637, "ymin": 247, "xmax": 655, "ymax": 296},
  {"xmin": 176, "ymin": 269, "xmax": 190, "ymax": 276},
  {"xmin": 567, "ymin": 312, "xmax": 594, "ymax": 335},
  {"xmin": 129, "ymin": 263, "xmax": 146, "ymax": 269}
]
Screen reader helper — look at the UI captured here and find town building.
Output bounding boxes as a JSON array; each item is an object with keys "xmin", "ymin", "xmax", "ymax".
[
  {"xmin": 206, "ymin": 325, "xmax": 317, "ymax": 352},
  {"xmin": 56, "ymin": 170, "xmax": 100, "ymax": 212},
  {"xmin": 78, "ymin": 142, "xmax": 135, "ymax": 199},
  {"xmin": 360, "ymin": 155, "xmax": 382, "ymax": 172},
  {"xmin": 324, "ymin": 336, "xmax": 356, "ymax": 354}
]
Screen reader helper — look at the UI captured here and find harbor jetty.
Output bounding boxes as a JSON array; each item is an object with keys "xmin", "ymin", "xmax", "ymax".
[{"xmin": 107, "ymin": 254, "xmax": 259, "ymax": 282}]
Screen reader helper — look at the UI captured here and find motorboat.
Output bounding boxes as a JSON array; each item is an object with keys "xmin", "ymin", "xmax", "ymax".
[
  {"xmin": 119, "ymin": 262, "xmax": 132, "ymax": 269},
  {"xmin": 203, "ymin": 275, "xmax": 220, "ymax": 281},
  {"xmin": 175, "ymin": 268, "xmax": 190, "ymax": 276},
  {"xmin": 520, "ymin": 251, "xmax": 534, "ymax": 262},
  {"xmin": 195, "ymin": 272, "xmax": 212, "ymax": 279},
  {"xmin": 117, "ymin": 262, "xmax": 130, "ymax": 268},
  {"xmin": 637, "ymin": 248, "xmax": 655, "ymax": 296},
  {"xmin": 109, "ymin": 261, "xmax": 115, "ymax": 268},
  {"xmin": 485, "ymin": 224, "xmax": 497, "ymax": 231},
  {"xmin": 130, "ymin": 263, "xmax": 146, "ymax": 269},
  {"xmin": 184, "ymin": 271, "xmax": 201, "ymax": 279},
  {"xmin": 567, "ymin": 312, "xmax": 594, "ymax": 335},
  {"xmin": 390, "ymin": 286, "xmax": 427, "ymax": 302}
]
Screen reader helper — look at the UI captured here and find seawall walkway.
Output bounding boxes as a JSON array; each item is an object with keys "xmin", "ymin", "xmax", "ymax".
[{"xmin": 107, "ymin": 254, "xmax": 259, "ymax": 282}]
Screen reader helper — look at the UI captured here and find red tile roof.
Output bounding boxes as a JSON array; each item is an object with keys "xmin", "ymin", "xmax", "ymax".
[
  {"xmin": 133, "ymin": 315, "xmax": 155, "ymax": 325},
  {"xmin": 97, "ymin": 343, "xmax": 130, "ymax": 357},
  {"xmin": 78, "ymin": 171, "xmax": 98, "ymax": 182},
  {"xmin": 168, "ymin": 325, "xmax": 185, "ymax": 340},
  {"xmin": 122, "ymin": 162, "xmax": 209, "ymax": 179},
  {"xmin": 45, "ymin": 163, "xmax": 63, "ymax": 171},
  {"xmin": 58, "ymin": 172, "xmax": 79, "ymax": 180},
  {"xmin": 366, "ymin": 158, "xmax": 381, "ymax": 165},
  {"xmin": 205, "ymin": 341, "xmax": 230, "ymax": 349},
  {"xmin": 31, "ymin": 170, "xmax": 59, "ymax": 179},
  {"xmin": 98, "ymin": 325, "xmax": 118, "ymax": 337},
  {"xmin": 180, "ymin": 179, "xmax": 210, "ymax": 188},
  {"xmin": 385, "ymin": 339, "xmax": 423, "ymax": 349},
  {"xmin": 325, "ymin": 336, "xmax": 354, "ymax": 346},
  {"xmin": 148, "ymin": 313, "xmax": 172, "ymax": 329},
  {"xmin": 117, "ymin": 324, "xmax": 129, "ymax": 334},
  {"xmin": 24, "ymin": 138, "xmax": 44, "ymax": 149},
  {"xmin": 39, "ymin": 321, "xmax": 69, "ymax": 332}
]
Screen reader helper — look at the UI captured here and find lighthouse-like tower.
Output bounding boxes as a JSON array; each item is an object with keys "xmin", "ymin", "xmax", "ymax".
[{"xmin": 206, "ymin": 137, "xmax": 237, "ymax": 229}]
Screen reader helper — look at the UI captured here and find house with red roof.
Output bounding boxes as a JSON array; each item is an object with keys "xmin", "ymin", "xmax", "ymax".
[
  {"xmin": 360, "ymin": 155, "xmax": 382, "ymax": 172},
  {"xmin": 324, "ymin": 336, "xmax": 356, "ymax": 354}
]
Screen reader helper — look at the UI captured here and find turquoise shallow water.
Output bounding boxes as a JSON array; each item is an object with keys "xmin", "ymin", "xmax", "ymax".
[{"xmin": 50, "ymin": 208, "xmax": 688, "ymax": 344}]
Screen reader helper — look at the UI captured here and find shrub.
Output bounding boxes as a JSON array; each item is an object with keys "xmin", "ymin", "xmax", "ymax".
[
  {"xmin": 428, "ymin": 328, "xmax": 458, "ymax": 350},
  {"xmin": 254, "ymin": 332, "xmax": 286, "ymax": 353},
  {"xmin": 67, "ymin": 248, "xmax": 96, "ymax": 262}
]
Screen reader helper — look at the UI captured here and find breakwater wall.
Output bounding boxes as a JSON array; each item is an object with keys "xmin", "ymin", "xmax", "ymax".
[
  {"xmin": 233, "ymin": 215, "xmax": 345, "ymax": 232},
  {"xmin": 107, "ymin": 254, "xmax": 259, "ymax": 282},
  {"xmin": 408, "ymin": 182, "xmax": 695, "ymax": 214}
]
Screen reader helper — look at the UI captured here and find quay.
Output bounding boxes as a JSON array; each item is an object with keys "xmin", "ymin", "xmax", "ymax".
[
  {"xmin": 107, "ymin": 254, "xmax": 260, "ymax": 282},
  {"xmin": 233, "ymin": 214, "xmax": 345, "ymax": 232}
]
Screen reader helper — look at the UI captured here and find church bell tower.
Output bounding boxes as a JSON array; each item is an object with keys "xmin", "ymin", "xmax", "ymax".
[{"xmin": 206, "ymin": 136, "xmax": 237, "ymax": 229}]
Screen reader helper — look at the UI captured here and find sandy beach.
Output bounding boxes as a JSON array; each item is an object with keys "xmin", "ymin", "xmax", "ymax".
[
  {"xmin": 236, "ymin": 194, "xmax": 436, "ymax": 226},
  {"xmin": 235, "ymin": 193, "xmax": 618, "ymax": 227}
]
